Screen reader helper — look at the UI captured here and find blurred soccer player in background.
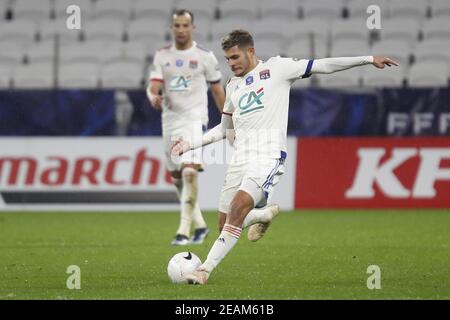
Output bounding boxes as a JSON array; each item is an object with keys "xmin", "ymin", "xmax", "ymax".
[
  {"xmin": 172, "ymin": 29, "xmax": 398, "ymax": 284},
  {"xmin": 147, "ymin": 9, "xmax": 226, "ymax": 245}
]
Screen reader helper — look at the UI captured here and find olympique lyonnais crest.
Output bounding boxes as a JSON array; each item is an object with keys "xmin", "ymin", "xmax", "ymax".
[
  {"xmin": 259, "ymin": 69, "xmax": 271, "ymax": 80},
  {"xmin": 189, "ymin": 60, "xmax": 198, "ymax": 69}
]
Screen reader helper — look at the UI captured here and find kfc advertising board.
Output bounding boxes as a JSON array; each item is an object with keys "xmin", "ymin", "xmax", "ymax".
[{"xmin": 296, "ymin": 138, "xmax": 450, "ymax": 208}]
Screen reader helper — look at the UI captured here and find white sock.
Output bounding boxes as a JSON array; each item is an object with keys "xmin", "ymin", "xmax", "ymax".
[
  {"xmin": 241, "ymin": 207, "xmax": 272, "ymax": 229},
  {"xmin": 176, "ymin": 168, "xmax": 197, "ymax": 236},
  {"xmin": 174, "ymin": 175, "xmax": 191, "ymax": 236},
  {"xmin": 183, "ymin": 169, "xmax": 206, "ymax": 229},
  {"xmin": 201, "ymin": 224, "xmax": 242, "ymax": 273},
  {"xmin": 192, "ymin": 203, "xmax": 207, "ymax": 229}
]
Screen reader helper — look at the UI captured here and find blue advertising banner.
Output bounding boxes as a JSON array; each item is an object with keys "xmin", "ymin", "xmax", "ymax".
[
  {"xmin": 0, "ymin": 89, "xmax": 449, "ymax": 137},
  {"xmin": 0, "ymin": 90, "xmax": 116, "ymax": 136},
  {"xmin": 289, "ymin": 88, "xmax": 450, "ymax": 136}
]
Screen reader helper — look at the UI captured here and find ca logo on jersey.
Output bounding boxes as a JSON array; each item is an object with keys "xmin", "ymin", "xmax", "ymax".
[
  {"xmin": 238, "ymin": 87, "xmax": 264, "ymax": 115},
  {"xmin": 169, "ymin": 76, "xmax": 191, "ymax": 91}
]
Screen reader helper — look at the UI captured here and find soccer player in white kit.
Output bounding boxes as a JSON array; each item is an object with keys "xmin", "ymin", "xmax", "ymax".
[
  {"xmin": 147, "ymin": 10, "xmax": 225, "ymax": 245},
  {"xmin": 172, "ymin": 30, "xmax": 398, "ymax": 284}
]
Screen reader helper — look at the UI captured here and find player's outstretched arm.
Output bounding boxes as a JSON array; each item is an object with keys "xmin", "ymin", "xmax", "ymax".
[
  {"xmin": 171, "ymin": 113, "xmax": 233, "ymax": 156},
  {"xmin": 311, "ymin": 56, "xmax": 399, "ymax": 74}
]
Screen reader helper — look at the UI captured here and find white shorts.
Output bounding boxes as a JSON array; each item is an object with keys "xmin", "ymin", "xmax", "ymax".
[
  {"xmin": 219, "ymin": 151, "xmax": 287, "ymax": 214},
  {"xmin": 163, "ymin": 120, "xmax": 205, "ymax": 172}
]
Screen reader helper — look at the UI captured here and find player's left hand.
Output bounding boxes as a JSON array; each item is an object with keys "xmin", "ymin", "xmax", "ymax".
[{"xmin": 373, "ymin": 56, "xmax": 399, "ymax": 69}]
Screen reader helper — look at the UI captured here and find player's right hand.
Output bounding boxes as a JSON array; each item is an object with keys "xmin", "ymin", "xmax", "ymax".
[
  {"xmin": 171, "ymin": 139, "xmax": 191, "ymax": 156},
  {"xmin": 150, "ymin": 95, "xmax": 163, "ymax": 110}
]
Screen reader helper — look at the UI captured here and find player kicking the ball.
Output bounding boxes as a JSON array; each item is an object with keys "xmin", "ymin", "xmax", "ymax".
[
  {"xmin": 171, "ymin": 30, "xmax": 398, "ymax": 284},
  {"xmin": 148, "ymin": 10, "xmax": 225, "ymax": 245}
]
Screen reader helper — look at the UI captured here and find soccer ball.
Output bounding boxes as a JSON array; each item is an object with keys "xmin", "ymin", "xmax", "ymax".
[{"xmin": 167, "ymin": 252, "xmax": 202, "ymax": 284}]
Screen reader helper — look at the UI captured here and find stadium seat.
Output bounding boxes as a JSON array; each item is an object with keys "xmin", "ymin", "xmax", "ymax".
[
  {"xmin": 284, "ymin": 42, "xmax": 315, "ymax": 60},
  {"xmin": 346, "ymin": 0, "xmax": 390, "ymax": 19},
  {"xmin": 287, "ymin": 19, "xmax": 330, "ymax": 57},
  {"xmin": 60, "ymin": 42, "xmax": 108, "ymax": 65},
  {"xmin": 370, "ymin": 39, "xmax": 414, "ymax": 67},
  {"xmin": 330, "ymin": 39, "xmax": 371, "ymax": 57},
  {"xmin": 175, "ymin": 0, "xmax": 217, "ymax": 21},
  {"xmin": 0, "ymin": 66, "xmax": 12, "ymax": 88},
  {"xmin": 104, "ymin": 42, "xmax": 148, "ymax": 65},
  {"xmin": 38, "ymin": 18, "xmax": 82, "ymax": 43},
  {"xmin": 0, "ymin": 20, "xmax": 38, "ymax": 46},
  {"xmin": 190, "ymin": 16, "xmax": 212, "ymax": 43},
  {"xmin": 133, "ymin": 0, "xmax": 174, "ymax": 20},
  {"xmin": 422, "ymin": 17, "xmax": 450, "ymax": 41},
  {"xmin": 218, "ymin": 0, "xmax": 259, "ymax": 20},
  {"xmin": 408, "ymin": 61, "xmax": 449, "ymax": 87},
  {"xmin": 362, "ymin": 66, "xmax": 405, "ymax": 87},
  {"xmin": 330, "ymin": 18, "xmax": 370, "ymax": 43},
  {"xmin": 12, "ymin": 63, "xmax": 54, "ymax": 89},
  {"xmin": 128, "ymin": 39, "xmax": 169, "ymax": 61},
  {"xmin": 210, "ymin": 17, "xmax": 253, "ymax": 41},
  {"xmin": 204, "ymin": 40, "xmax": 224, "ymax": 62},
  {"xmin": 317, "ymin": 67, "xmax": 362, "ymax": 88},
  {"xmin": 0, "ymin": 0, "xmax": 7, "ymax": 18},
  {"xmin": 254, "ymin": 39, "xmax": 284, "ymax": 61},
  {"xmin": 414, "ymin": 40, "xmax": 450, "ymax": 65},
  {"xmin": 54, "ymin": 0, "xmax": 94, "ymax": 20},
  {"xmin": 58, "ymin": 62, "xmax": 100, "ymax": 89},
  {"xmin": 300, "ymin": 0, "xmax": 344, "ymax": 20},
  {"xmin": 82, "ymin": 18, "xmax": 125, "ymax": 43},
  {"xmin": 379, "ymin": 18, "xmax": 421, "ymax": 45},
  {"xmin": 127, "ymin": 18, "xmax": 169, "ymax": 46},
  {"xmin": 0, "ymin": 41, "xmax": 26, "ymax": 65},
  {"xmin": 389, "ymin": 0, "xmax": 429, "ymax": 20},
  {"xmin": 260, "ymin": 0, "xmax": 298, "ymax": 20},
  {"xmin": 25, "ymin": 41, "xmax": 55, "ymax": 64},
  {"xmin": 430, "ymin": 0, "xmax": 450, "ymax": 18},
  {"xmin": 92, "ymin": 0, "xmax": 131, "ymax": 22},
  {"xmin": 13, "ymin": 0, "xmax": 52, "ymax": 22},
  {"xmin": 101, "ymin": 61, "xmax": 144, "ymax": 89},
  {"xmin": 217, "ymin": 60, "xmax": 233, "ymax": 86},
  {"xmin": 250, "ymin": 19, "xmax": 291, "ymax": 48}
]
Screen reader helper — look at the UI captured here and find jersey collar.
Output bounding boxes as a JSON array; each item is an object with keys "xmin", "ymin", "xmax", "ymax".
[{"xmin": 171, "ymin": 41, "xmax": 197, "ymax": 54}]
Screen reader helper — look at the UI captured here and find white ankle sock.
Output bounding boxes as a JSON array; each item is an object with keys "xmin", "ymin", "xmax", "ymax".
[
  {"xmin": 174, "ymin": 178, "xmax": 190, "ymax": 236},
  {"xmin": 192, "ymin": 203, "xmax": 207, "ymax": 229},
  {"xmin": 201, "ymin": 224, "xmax": 242, "ymax": 273},
  {"xmin": 241, "ymin": 207, "xmax": 272, "ymax": 229}
]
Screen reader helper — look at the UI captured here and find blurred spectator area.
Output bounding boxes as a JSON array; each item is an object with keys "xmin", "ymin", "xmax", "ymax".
[{"xmin": 0, "ymin": 0, "xmax": 449, "ymax": 89}]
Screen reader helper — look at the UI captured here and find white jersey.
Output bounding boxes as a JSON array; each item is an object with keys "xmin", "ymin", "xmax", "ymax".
[
  {"xmin": 149, "ymin": 42, "xmax": 222, "ymax": 129},
  {"xmin": 223, "ymin": 56, "xmax": 314, "ymax": 163}
]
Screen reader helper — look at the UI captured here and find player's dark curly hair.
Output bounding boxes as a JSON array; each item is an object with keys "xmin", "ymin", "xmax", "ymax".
[{"xmin": 221, "ymin": 30, "xmax": 254, "ymax": 51}]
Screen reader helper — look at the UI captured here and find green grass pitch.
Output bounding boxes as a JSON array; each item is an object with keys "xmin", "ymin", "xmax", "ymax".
[{"xmin": 0, "ymin": 210, "xmax": 449, "ymax": 300}]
